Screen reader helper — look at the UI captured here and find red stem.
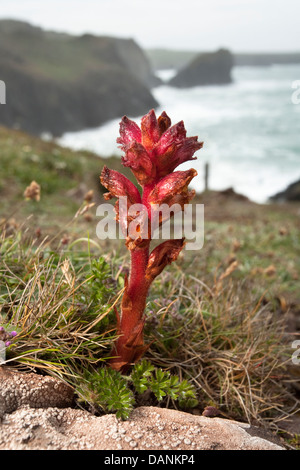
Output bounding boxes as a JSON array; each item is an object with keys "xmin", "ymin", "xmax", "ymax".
[{"xmin": 109, "ymin": 182, "xmax": 156, "ymax": 372}]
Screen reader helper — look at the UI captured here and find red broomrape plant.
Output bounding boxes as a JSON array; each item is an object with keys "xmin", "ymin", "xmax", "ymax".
[{"xmin": 100, "ymin": 109, "xmax": 203, "ymax": 373}]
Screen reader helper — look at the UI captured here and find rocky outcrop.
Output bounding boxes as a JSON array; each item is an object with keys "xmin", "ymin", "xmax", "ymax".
[
  {"xmin": 0, "ymin": 405, "xmax": 285, "ymax": 450},
  {"xmin": 270, "ymin": 179, "xmax": 300, "ymax": 202},
  {"xmin": 0, "ymin": 20, "xmax": 159, "ymax": 137},
  {"xmin": 0, "ymin": 367, "xmax": 74, "ymax": 418},
  {"xmin": 0, "ymin": 367, "xmax": 285, "ymax": 450},
  {"xmin": 169, "ymin": 49, "xmax": 233, "ymax": 88}
]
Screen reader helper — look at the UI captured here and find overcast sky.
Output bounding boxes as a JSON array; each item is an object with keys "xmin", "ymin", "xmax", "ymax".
[{"xmin": 0, "ymin": 0, "xmax": 299, "ymax": 52}]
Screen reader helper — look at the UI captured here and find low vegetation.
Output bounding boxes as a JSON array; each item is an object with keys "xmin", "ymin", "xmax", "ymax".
[{"xmin": 0, "ymin": 125, "xmax": 299, "ymax": 446}]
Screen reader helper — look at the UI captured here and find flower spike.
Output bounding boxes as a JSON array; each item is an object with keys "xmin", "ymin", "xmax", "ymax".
[{"xmin": 101, "ymin": 110, "xmax": 203, "ymax": 372}]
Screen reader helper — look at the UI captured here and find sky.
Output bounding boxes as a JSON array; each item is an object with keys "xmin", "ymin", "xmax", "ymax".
[{"xmin": 0, "ymin": 0, "xmax": 299, "ymax": 52}]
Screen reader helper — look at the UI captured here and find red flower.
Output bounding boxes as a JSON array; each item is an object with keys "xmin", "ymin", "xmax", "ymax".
[
  {"xmin": 117, "ymin": 109, "xmax": 203, "ymax": 185},
  {"xmin": 100, "ymin": 165, "xmax": 143, "ymax": 244},
  {"xmin": 148, "ymin": 168, "xmax": 198, "ymax": 208},
  {"xmin": 100, "ymin": 165, "xmax": 141, "ymax": 204},
  {"xmin": 117, "ymin": 116, "xmax": 142, "ymax": 149},
  {"xmin": 121, "ymin": 141, "xmax": 156, "ymax": 186},
  {"xmin": 155, "ymin": 129, "xmax": 203, "ymax": 177},
  {"xmin": 145, "ymin": 239, "xmax": 185, "ymax": 283}
]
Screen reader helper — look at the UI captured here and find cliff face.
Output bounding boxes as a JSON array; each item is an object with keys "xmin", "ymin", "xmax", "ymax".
[
  {"xmin": 0, "ymin": 20, "xmax": 159, "ymax": 137},
  {"xmin": 113, "ymin": 38, "xmax": 161, "ymax": 88},
  {"xmin": 169, "ymin": 49, "xmax": 233, "ymax": 88},
  {"xmin": 270, "ymin": 179, "xmax": 300, "ymax": 202}
]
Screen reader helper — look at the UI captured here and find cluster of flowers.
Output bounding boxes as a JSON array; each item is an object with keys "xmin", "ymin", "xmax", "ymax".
[{"xmin": 0, "ymin": 326, "xmax": 17, "ymax": 347}]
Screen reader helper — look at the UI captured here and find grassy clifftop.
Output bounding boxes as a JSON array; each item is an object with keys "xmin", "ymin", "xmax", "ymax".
[
  {"xmin": 0, "ymin": 124, "xmax": 299, "ymax": 296},
  {"xmin": 0, "ymin": 125, "xmax": 134, "ymax": 227},
  {"xmin": 0, "ymin": 126, "xmax": 299, "ymax": 443}
]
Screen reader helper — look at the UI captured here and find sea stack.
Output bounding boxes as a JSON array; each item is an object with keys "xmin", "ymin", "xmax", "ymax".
[{"xmin": 169, "ymin": 48, "xmax": 233, "ymax": 88}]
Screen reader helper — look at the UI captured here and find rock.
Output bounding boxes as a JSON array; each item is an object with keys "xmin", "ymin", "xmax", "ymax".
[
  {"xmin": 0, "ymin": 367, "xmax": 74, "ymax": 418},
  {"xmin": 270, "ymin": 179, "xmax": 300, "ymax": 202},
  {"xmin": 218, "ymin": 187, "xmax": 249, "ymax": 201},
  {"xmin": 0, "ymin": 20, "xmax": 159, "ymax": 137},
  {"xmin": 0, "ymin": 404, "xmax": 285, "ymax": 450},
  {"xmin": 169, "ymin": 49, "xmax": 233, "ymax": 88},
  {"xmin": 0, "ymin": 368, "xmax": 285, "ymax": 450}
]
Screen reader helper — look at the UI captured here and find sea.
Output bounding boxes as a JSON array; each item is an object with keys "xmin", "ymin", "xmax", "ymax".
[{"xmin": 58, "ymin": 65, "xmax": 300, "ymax": 204}]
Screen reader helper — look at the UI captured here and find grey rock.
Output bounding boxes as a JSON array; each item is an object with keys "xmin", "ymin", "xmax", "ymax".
[
  {"xmin": 0, "ymin": 367, "xmax": 74, "ymax": 418},
  {"xmin": 169, "ymin": 49, "xmax": 233, "ymax": 88},
  {"xmin": 270, "ymin": 179, "xmax": 300, "ymax": 202},
  {"xmin": 0, "ymin": 404, "xmax": 285, "ymax": 450},
  {"xmin": 0, "ymin": 368, "xmax": 285, "ymax": 450}
]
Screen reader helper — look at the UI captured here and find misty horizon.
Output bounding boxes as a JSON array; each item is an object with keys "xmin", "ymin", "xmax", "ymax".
[
  {"xmin": 0, "ymin": 0, "xmax": 299, "ymax": 53},
  {"xmin": 0, "ymin": 17, "xmax": 299, "ymax": 56}
]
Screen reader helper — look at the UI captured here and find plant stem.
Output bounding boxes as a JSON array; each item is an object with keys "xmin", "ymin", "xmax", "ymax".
[{"xmin": 109, "ymin": 182, "xmax": 156, "ymax": 372}]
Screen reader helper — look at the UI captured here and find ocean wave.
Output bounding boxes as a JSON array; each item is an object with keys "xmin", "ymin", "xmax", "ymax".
[{"xmin": 58, "ymin": 65, "xmax": 300, "ymax": 203}]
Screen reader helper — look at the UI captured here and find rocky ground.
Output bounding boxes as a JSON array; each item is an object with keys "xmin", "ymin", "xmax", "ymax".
[{"xmin": 0, "ymin": 368, "xmax": 286, "ymax": 451}]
